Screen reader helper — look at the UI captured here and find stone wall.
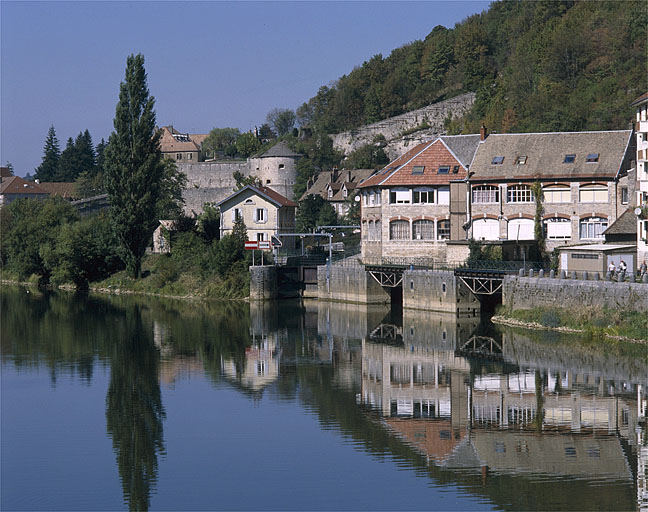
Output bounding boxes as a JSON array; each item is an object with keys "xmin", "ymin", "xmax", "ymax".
[
  {"xmin": 402, "ymin": 270, "xmax": 481, "ymax": 315},
  {"xmin": 249, "ymin": 265, "xmax": 278, "ymax": 300},
  {"xmin": 502, "ymin": 276, "xmax": 648, "ymax": 313},
  {"xmin": 332, "ymin": 93, "xmax": 475, "ymax": 156},
  {"xmin": 317, "ymin": 264, "xmax": 391, "ymax": 304}
]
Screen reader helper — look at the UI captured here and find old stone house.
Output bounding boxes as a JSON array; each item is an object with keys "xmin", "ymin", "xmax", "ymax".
[
  {"xmin": 358, "ymin": 135, "xmax": 481, "ymax": 263},
  {"xmin": 467, "ymin": 128, "xmax": 634, "ymax": 259},
  {"xmin": 301, "ymin": 167, "xmax": 375, "ymax": 216},
  {"xmin": 159, "ymin": 125, "xmax": 206, "ymax": 163},
  {"xmin": 216, "ymin": 185, "xmax": 296, "ymax": 249}
]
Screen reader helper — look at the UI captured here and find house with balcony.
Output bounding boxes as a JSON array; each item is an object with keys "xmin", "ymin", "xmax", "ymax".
[
  {"xmin": 631, "ymin": 92, "xmax": 648, "ymax": 265},
  {"xmin": 358, "ymin": 135, "xmax": 481, "ymax": 263},
  {"xmin": 467, "ymin": 128, "xmax": 635, "ymax": 260},
  {"xmin": 216, "ymin": 185, "xmax": 296, "ymax": 249}
]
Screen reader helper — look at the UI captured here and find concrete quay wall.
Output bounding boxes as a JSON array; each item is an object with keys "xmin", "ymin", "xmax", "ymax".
[
  {"xmin": 402, "ymin": 270, "xmax": 480, "ymax": 315},
  {"xmin": 317, "ymin": 265, "xmax": 391, "ymax": 304},
  {"xmin": 249, "ymin": 266, "xmax": 278, "ymax": 300},
  {"xmin": 502, "ymin": 276, "xmax": 648, "ymax": 313}
]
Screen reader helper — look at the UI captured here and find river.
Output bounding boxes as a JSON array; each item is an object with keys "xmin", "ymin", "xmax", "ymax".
[{"xmin": 1, "ymin": 286, "xmax": 646, "ymax": 511}]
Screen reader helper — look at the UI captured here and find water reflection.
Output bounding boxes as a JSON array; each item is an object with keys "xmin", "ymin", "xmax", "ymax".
[{"xmin": 2, "ymin": 286, "xmax": 646, "ymax": 511}]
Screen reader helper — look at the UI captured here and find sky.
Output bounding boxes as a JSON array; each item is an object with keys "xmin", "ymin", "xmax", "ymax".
[{"xmin": 1, "ymin": 1, "xmax": 490, "ymax": 177}]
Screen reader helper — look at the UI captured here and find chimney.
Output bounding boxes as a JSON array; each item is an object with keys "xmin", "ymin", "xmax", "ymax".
[
  {"xmin": 347, "ymin": 170, "xmax": 352, "ymax": 182},
  {"xmin": 480, "ymin": 124, "xmax": 488, "ymax": 141},
  {"xmin": 332, "ymin": 166, "xmax": 338, "ymax": 182}
]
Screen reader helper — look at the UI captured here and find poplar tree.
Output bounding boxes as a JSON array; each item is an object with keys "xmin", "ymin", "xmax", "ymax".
[
  {"xmin": 35, "ymin": 125, "xmax": 61, "ymax": 181},
  {"xmin": 104, "ymin": 54, "xmax": 165, "ymax": 279}
]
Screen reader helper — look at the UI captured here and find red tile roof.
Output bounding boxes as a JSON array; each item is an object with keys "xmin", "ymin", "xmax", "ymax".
[
  {"xmin": 0, "ymin": 176, "xmax": 49, "ymax": 196},
  {"xmin": 38, "ymin": 182, "xmax": 80, "ymax": 199},
  {"xmin": 253, "ymin": 186, "xmax": 297, "ymax": 207}
]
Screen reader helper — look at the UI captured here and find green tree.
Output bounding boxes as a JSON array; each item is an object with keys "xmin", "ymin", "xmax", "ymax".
[
  {"xmin": 104, "ymin": 53, "xmax": 167, "ymax": 279},
  {"xmin": 344, "ymin": 143, "xmax": 389, "ymax": 169},
  {"xmin": 531, "ymin": 181, "xmax": 545, "ymax": 260},
  {"xmin": 296, "ymin": 194, "xmax": 328, "ymax": 232},
  {"xmin": 235, "ymin": 132, "xmax": 261, "ymax": 157},
  {"xmin": 317, "ymin": 202, "xmax": 337, "ymax": 227},
  {"xmin": 233, "ymin": 170, "xmax": 261, "ymax": 190},
  {"xmin": 35, "ymin": 125, "xmax": 61, "ymax": 182},
  {"xmin": 156, "ymin": 159, "xmax": 187, "ymax": 219},
  {"xmin": 4, "ymin": 197, "xmax": 79, "ymax": 283},
  {"xmin": 266, "ymin": 108, "xmax": 296, "ymax": 136},
  {"xmin": 202, "ymin": 127, "xmax": 241, "ymax": 159},
  {"xmin": 56, "ymin": 137, "xmax": 79, "ymax": 181}
]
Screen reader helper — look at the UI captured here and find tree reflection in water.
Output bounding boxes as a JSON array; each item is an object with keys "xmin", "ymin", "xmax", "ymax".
[{"xmin": 106, "ymin": 306, "xmax": 165, "ymax": 511}]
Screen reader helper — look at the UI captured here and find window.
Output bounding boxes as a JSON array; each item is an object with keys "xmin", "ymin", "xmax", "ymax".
[
  {"xmin": 492, "ymin": 156, "xmax": 504, "ymax": 165},
  {"xmin": 375, "ymin": 191, "xmax": 381, "ymax": 205},
  {"xmin": 278, "ymin": 164, "xmax": 285, "ymax": 169},
  {"xmin": 412, "ymin": 166, "xmax": 425, "ymax": 175},
  {"xmin": 515, "ymin": 155, "xmax": 527, "ymax": 165},
  {"xmin": 572, "ymin": 253, "xmax": 598, "ymax": 259},
  {"xmin": 232, "ymin": 208, "xmax": 242, "ymax": 222},
  {"xmin": 473, "ymin": 218, "xmax": 499, "ymax": 240},
  {"xmin": 579, "ymin": 184, "xmax": 608, "ymax": 203},
  {"xmin": 188, "ymin": 153, "xmax": 193, "ymax": 160},
  {"xmin": 563, "ymin": 154, "xmax": 576, "ymax": 163},
  {"xmin": 508, "ymin": 218, "xmax": 534, "ymax": 240},
  {"xmin": 390, "ymin": 189, "xmax": 411, "ymax": 204},
  {"xmin": 452, "ymin": 165, "xmax": 460, "ymax": 173},
  {"xmin": 472, "ymin": 185, "xmax": 499, "ymax": 203},
  {"xmin": 328, "ymin": 188, "xmax": 333, "ymax": 198},
  {"xmin": 176, "ymin": 153, "xmax": 183, "ymax": 160},
  {"xmin": 362, "ymin": 192, "xmax": 368, "ymax": 206},
  {"xmin": 266, "ymin": 179, "xmax": 271, "ymax": 184},
  {"xmin": 375, "ymin": 220, "xmax": 381, "ymax": 240},
  {"xmin": 412, "ymin": 220, "xmax": 434, "ymax": 240},
  {"xmin": 390, "ymin": 220, "xmax": 409, "ymax": 240},
  {"xmin": 437, "ymin": 186, "xmax": 450, "ymax": 205},
  {"xmin": 438, "ymin": 165, "xmax": 450, "ymax": 174},
  {"xmin": 256, "ymin": 232, "xmax": 267, "ymax": 242},
  {"xmin": 544, "ymin": 186, "xmax": 570, "ymax": 203},
  {"xmin": 368, "ymin": 191, "xmax": 375, "ymax": 206},
  {"xmin": 621, "ymin": 187, "xmax": 628, "ymax": 204},
  {"xmin": 413, "ymin": 188, "xmax": 434, "ymax": 204},
  {"xmin": 507, "ymin": 185, "xmax": 534, "ymax": 203},
  {"xmin": 255, "ymin": 208, "xmax": 267, "ymax": 223},
  {"xmin": 343, "ymin": 188, "xmax": 348, "ymax": 198},
  {"xmin": 545, "ymin": 217, "xmax": 571, "ymax": 239},
  {"xmin": 437, "ymin": 220, "xmax": 450, "ymax": 240},
  {"xmin": 585, "ymin": 153, "xmax": 599, "ymax": 163},
  {"xmin": 579, "ymin": 217, "xmax": 608, "ymax": 240}
]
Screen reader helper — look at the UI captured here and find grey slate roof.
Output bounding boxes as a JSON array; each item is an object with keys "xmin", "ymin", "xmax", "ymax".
[
  {"xmin": 440, "ymin": 134, "xmax": 481, "ymax": 168},
  {"xmin": 603, "ymin": 208, "xmax": 637, "ymax": 236},
  {"xmin": 470, "ymin": 130, "xmax": 633, "ymax": 181},
  {"xmin": 257, "ymin": 141, "xmax": 302, "ymax": 159},
  {"xmin": 301, "ymin": 168, "xmax": 375, "ymax": 201}
]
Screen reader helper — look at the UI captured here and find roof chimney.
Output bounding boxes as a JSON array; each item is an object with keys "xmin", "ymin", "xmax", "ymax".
[
  {"xmin": 347, "ymin": 170, "xmax": 352, "ymax": 182},
  {"xmin": 480, "ymin": 124, "xmax": 488, "ymax": 142},
  {"xmin": 332, "ymin": 166, "xmax": 339, "ymax": 182}
]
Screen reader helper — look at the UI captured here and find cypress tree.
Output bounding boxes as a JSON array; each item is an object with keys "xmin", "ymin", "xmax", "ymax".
[
  {"xmin": 35, "ymin": 125, "xmax": 61, "ymax": 181},
  {"xmin": 104, "ymin": 54, "xmax": 165, "ymax": 279}
]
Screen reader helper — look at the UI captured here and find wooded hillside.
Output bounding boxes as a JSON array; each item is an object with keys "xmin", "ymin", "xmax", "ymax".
[{"xmin": 296, "ymin": 0, "xmax": 647, "ymax": 135}]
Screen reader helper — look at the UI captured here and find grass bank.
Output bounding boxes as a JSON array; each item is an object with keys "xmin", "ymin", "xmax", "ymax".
[{"xmin": 494, "ymin": 305, "xmax": 648, "ymax": 342}]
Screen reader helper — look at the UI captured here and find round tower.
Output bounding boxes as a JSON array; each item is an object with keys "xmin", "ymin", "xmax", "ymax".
[{"xmin": 248, "ymin": 141, "xmax": 301, "ymax": 200}]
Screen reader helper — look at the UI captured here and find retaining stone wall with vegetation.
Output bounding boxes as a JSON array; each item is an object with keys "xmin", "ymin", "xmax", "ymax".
[{"xmin": 502, "ymin": 276, "xmax": 648, "ymax": 313}]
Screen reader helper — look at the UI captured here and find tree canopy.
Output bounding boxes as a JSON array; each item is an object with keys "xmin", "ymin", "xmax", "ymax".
[
  {"xmin": 35, "ymin": 126, "xmax": 61, "ymax": 182},
  {"xmin": 104, "ymin": 53, "xmax": 181, "ymax": 278}
]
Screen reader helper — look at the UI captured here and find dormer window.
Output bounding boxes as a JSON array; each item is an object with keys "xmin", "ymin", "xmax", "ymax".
[
  {"xmin": 515, "ymin": 155, "xmax": 527, "ymax": 165},
  {"xmin": 491, "ymin": 156, "xmax": 504, "ymax": 165},
  {"xmin": 438, "ymin": 166, "xmax": 450, "ymax": 174},
  {"xmin": 586, "ymin": 153, "xmax": 599, "ymax": 163},
  {"xmin": 563, "ymin": 154, "xmax": 576, "ymax": 163},
  {"xmin": 328, "ymin": 188, "xmax": 333, "ymax": 198},
  {"xmin": 412, "ymin": 166, "xmax": 425, "ymax": 175}
]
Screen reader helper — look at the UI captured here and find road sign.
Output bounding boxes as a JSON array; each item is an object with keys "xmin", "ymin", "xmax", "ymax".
[
  {"xmin": 258, "ymin": 240, "xmax": 271, "ymax": 250},
  {"xmin": 244, "ymin": 241, "xmax": 259, "ymax": 250},
  {"xmin": 271, "ymin": 235, "xmax": 282, "ymax": 247}
]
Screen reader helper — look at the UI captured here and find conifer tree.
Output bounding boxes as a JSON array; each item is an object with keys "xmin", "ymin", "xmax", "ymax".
[
  {"xmin": 75, "ymin": 130, "xmax": 97, "ymax": 177},
  {"xmin": 56, "ymin": 137, "xmax": 78, "ymax": 181},
  {"xmin": 35, "ymin": 125, "xmax": 61, "ymax": 181},
  {"xmin": 104, "ymin": 54, "xmax": 166, "ymax": 279}
]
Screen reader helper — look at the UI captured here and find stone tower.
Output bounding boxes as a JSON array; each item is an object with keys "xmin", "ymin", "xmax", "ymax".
[{"xmin": 248, "ymin": 141, "xmax": 301, "ymax": 201}]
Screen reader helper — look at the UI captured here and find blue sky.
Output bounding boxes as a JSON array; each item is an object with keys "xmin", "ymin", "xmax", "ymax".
[{"xmin": 1, "ymin": 1, "xmax": 489, "ymax": 177}]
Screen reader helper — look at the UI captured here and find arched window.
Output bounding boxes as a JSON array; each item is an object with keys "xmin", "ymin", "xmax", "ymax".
[
  {"xmin": 507, "ymin": 218, "xmax": 534, "ymax": 240},
  {"xmin": 368, "ymin": 221, "xmax": 375, "ymax": 241},
  {"xmin": 472, "ymin": 218, "xmax": 499, "ymax": 240},
  {"xmin": 579, "ymin": 184, "xmax": 608, "ymax": 203},
  {"xmin": 375, "ymin": 220, "xmax": 381, "ymax": 241},
  {"xmin": 544, "ymin": 217, "xmax": 571, "ymax": 239},
  {"xmin": 579, "ymin": 217, "xmax": 607, "ymax": 240},
  {"xmin": 507, "ymin": 185, "xmax": 534, "ymax": 203},
  {"xmin": 543, "ymin": 186, "xmax": 570, "ymax": 203},
  {"xmin": 472, "ymin": 185, "xmax": 499, "ymax": 204},
  {"xmin": 412, "ymin": 220, "xmax": 434, "ymax": 240},
  {"xmin": 437, "ymin": 220, "xmax": 450, "ymax": 240},
  {"xmin": 389, "ymin": 220, "xmax": 409, "ymax": 240}
]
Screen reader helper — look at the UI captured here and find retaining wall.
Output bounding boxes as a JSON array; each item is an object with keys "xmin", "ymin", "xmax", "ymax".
[
  {"xmin": 317, "ymin": 264, "xmax": 391, "ymax": 304},
  {"xmin": 402, "ymin": 270, "xmax": 480, "ymax": 315},
  {"xmin": 249, "ymin": 266, "xmax": 278, "ymax": 300},
  {"xmin": 502, "ymin": 276, "xmax": 648, "ymax": 313}
]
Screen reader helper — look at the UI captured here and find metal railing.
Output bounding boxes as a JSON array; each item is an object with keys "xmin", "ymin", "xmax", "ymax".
[{"xmin": 361, "ymin": 257, "xmax": 548, "ymax": 273}]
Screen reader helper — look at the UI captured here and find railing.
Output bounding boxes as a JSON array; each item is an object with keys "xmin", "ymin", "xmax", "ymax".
[{"xmin": 361, "ymin": 257, "xmax": 548, "ymax": 273}]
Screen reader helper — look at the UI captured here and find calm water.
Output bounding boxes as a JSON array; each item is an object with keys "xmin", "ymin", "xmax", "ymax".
[{"xmin": 1, "ymin": 286, "xmax": 646, "ymax": 511}]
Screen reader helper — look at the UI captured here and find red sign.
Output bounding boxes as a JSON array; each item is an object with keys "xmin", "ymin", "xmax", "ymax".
[
  {"xmin": 244, "ymin": 241, "xmax": 259, "ymax": 250},
  {"xmin": 258, "ymin": 241, "xmax": 271, "ymax": 250}
]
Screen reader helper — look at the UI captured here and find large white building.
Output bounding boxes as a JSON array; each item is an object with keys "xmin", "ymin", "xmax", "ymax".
[{"xmin": 632, "ymin": 93, "xmax": 648, "ymax": 265}]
